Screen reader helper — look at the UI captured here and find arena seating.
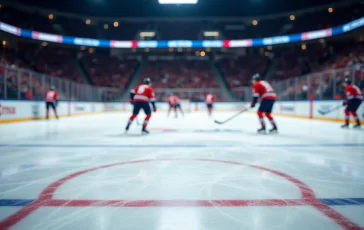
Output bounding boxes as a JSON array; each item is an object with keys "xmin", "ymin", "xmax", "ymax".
[
  {"xmin": 136, "ymin": 60, "xmax": 224, "ymax": 102},
  {"xmin": 277, "ymin": 43, "xmax": 364, "ymax": 100},
  {"xmin": 3, "ymin": 42, "xmax": 362, "ymax": 102},
  {"xmin": 217, "ymin": 55, "xmax": 268, "ymax": 88},
  {"xmin": 80, "ymin": 54, "xmax": 138, "ymax": 88},
  {"xmin": 269, "ymin": 45, "xmax": 330, "ymax": 80},
  {"xmin": 139, "ymin": 60, "xmax": 218, "ymax": 88},
  {"xmin": 20, "ymin": 47, "xmax": 83, "ymax": 83},
  {"xmin": 1, "ymin": 47, "xmax": 84, "ymax": 100},
  {"xmin": 0, "ymin": 49, "xmax": 34, "ymax": 99}
]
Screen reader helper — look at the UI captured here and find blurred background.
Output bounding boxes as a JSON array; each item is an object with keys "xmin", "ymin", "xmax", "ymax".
[{"xmin": 0, "ymin": 0, "xmax": 363, "ymax": 103}]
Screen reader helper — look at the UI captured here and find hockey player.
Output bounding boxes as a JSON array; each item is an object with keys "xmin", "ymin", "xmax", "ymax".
[
  {"xmin": 205, "ymin": 94, "xmax": 215, "ymax": 117},
  {"xmin": 251, "ymin": 74, "xmax": 278, "ymax": 133},
  {"xmin": 167, "ymin": 95, "xmax": 184, "ymax": 118},
  {"xmin": 342, "ymin": 77, "xmax": 362, "ymax": 129},
  {"xmin": 167, "ymin": 95, "xmax": 174, "ymax": 117},
  {"xmin": 45, "ymin": 86, "xmax": 59, "ymax": 120},
  {"xmin": 125, "ymin": 78, "xmax": 156, "ymax": 134}
]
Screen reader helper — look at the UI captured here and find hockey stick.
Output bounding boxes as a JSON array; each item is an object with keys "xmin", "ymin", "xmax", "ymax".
[
  {"xmin": 318, "ymin": 104, "xmax": 342, "ymax": 115},
  {"xmin": 214, "ymin": 108, "xmax": 249, "ymax": 124}
]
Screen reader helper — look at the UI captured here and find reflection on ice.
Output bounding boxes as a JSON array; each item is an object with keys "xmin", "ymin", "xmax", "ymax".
[{"xmin": 0, "ymin": 112, "xmax": 363, "ymax": 230}]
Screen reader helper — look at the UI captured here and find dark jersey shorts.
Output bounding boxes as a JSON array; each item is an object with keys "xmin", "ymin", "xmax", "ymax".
[
  {"xmin": 258, "ymin": 99, "xmax": 275, "ymax": 113},
  {"xmin": 133, "ymin": 102, "xmax": 151, "ymax": 115},
  {"xmin": 347, "ymin": 98, "xmax": 362, "ymax": 112},
  {"xmin": 207, "ymin": 104, "xmax": 213, "ymax": 109},
  {"xmin": 46, "ymin": 102, "xmax": 56, "ymax": 110}
]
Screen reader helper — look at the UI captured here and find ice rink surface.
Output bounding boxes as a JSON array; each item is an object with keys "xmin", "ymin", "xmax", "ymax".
[{"xmin": 0, "ymin": 111, "xmax": 363, "ymax": 230}]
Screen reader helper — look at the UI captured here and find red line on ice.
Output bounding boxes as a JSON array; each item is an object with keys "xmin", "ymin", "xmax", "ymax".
[
  {"xmin": 0, "ymin": 158, "xmax": 362, "ymax": 230},
  {"xmin": 43, "ymin": 199, "xmax": 307, "ymax": 207}
]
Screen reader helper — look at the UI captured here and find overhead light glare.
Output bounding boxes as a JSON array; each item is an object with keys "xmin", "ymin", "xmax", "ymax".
[{"xmin": 158, "ymin": 0, "xmax": 198, "ymax": 4}]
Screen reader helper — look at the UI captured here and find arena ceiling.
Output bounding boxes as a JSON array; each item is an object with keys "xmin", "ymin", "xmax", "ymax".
[{"xmin": 7, "ymin": 0, "xmax": 350, "ymax": 18}]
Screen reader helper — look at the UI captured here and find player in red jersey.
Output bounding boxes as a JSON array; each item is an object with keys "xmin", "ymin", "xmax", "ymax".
[
  {"xmin": 205, "ymin": 94, "xmax": 215, "ymax": 117},
  {"xmin": 45, "ymin": 86, "xmax": 59, "ymax": 120},
  {"xmin": 167, "ymin": 95, "xmax": 174, "ymax": 116},
  {"xmin": 342, "ymin": 77, "xmax": 362, "ymax": 129},
  {"xmin": 251, "ymin": 74, "xmax": 278, "ymax": 133},
  {"xmin": 167, "ymin": 95, "xmax": 184, "ymax": 118},
  {"xmin": 125, "ymin": 78, "xmax": 156, "ymax": 134}
]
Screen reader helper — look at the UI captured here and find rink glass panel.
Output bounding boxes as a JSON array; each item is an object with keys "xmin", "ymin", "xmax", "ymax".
[
  {"xmin": 1, "ymin": 64, "xmax": 363, "ymax": 102},
  {"xmin": 0, "ymin": 65, "xmax": 123, "ymax": 102},
  {"xmin": 270, "ymin": 65, "xmax": 364, "ymax": 102}
]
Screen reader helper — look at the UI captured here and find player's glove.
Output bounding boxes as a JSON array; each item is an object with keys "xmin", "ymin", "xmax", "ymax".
[
  {"xmin": 130, "ymin": 100, "xmax": 134, "ymax": 105},
  {"xmin": 342, "ymin": 100, "xmax": 348, "ymax": 106},
  {"xmin": 251, "ymin": 103, "xmax": 256, "ymax": 108},
  {"xmin": 153, "ymin": 107, "xmax": 157, "ymax": 112}
]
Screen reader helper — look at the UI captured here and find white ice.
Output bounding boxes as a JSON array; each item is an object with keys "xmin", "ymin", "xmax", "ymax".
[{"xmin": 0, "ymin": 112, "xmax": 363, "ymax": 230}]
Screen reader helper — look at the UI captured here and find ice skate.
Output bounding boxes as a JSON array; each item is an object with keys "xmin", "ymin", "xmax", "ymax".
[
  {"xmin": 142, "ymin": 127, "xmax": 149, "ymax": 134},
  {"xmin": 257, "ymin": 126, "xmax": 266, "ymax": 134},
  {"xmin": 353, "ymin": 123, "xmax": 361, "ymax": 129},
  {"xmin": 341, "ymin": 123, "xmax": 349, "ymax": 129},
  {"xmin": 125, "ymin": 124, "xmax": 130, "ymax": 133},
  {"xmin": 269, "ymin": 126, "xmax": 278, "ymax": 134}
]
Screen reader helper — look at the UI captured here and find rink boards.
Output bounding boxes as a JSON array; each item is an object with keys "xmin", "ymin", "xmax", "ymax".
[
  {"xmin": 0, "ymin": 101, "xmax": 124, "ymax": 123},
  {"xmin": 0, "ymin": 99, "xmax": 363, "ymax": 124}
]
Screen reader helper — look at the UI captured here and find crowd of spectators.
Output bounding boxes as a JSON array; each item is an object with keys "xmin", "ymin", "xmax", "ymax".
[
  {"xmin": 137, "ymin": 60, "xmax": 224, "ymax": 102},
  {"xmin": 139, "ymin": 60, "xmax": 218, "ymax": 88},
  {"xmin": 80, "ymin": 54, "xmax": 138, "ymax": 88},
  {"xmin": 277, "ymin": 43, "xmax": 364, "ymax": 100},
  {"xmin": 2, "ymin": 40, "xmax": 364, "ymax": 102},
  {"xmin": 269, "ymin": 45, "xmax": 330, "ymax": 81},
  {"xmin": 217, "ymin": 55, "xmax": 268, "ymax": 89},
  {"xmin": 0, "ymin": 47, "xmax": 86, "ymax": 100},
  {"xmin": 1, "ymin": 0, "xmax": 363, "ymax": 103},
  {"xmin": 22, "ymin": 48, "xmax": 83, "ymax": 83},
  {"xmin": 0, "ymin": 49, "xmax": 34, "ymax": 100}
]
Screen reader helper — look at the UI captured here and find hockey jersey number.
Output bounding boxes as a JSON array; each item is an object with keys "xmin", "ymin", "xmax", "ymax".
[
  {"xmin": 46, "ymin": 92, "xmax": 55, "ymax": 100},
  {"xmin": 45, "ymin": 91, "xmax": 58, "ymax": 102},
  {"xmin": 132, "ymin": 84, "xmax": 156, "ymax": 102},
  {"xmin": 137, "ymin": 85, "xmax": 147, "ymax": 94},
  {"xmin": 253, "ymin": 81, "xmax": 276, "ymax": 100}
]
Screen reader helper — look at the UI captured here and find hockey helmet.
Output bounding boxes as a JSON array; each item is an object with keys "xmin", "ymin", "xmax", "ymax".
[
  {"xmin": 50, "ymin": 85, "xmax": 56, "ymax": 90},
  {"xmin": 144, "ymin": 78, "xmax": 152, "ymax": 84},
  {"xmin": 252, "ymin": 73, "xmax": 261, "ymax": 81},
  {"xmin": 344, "ymin": 77, "xmax": 352, "ymax": 84}
]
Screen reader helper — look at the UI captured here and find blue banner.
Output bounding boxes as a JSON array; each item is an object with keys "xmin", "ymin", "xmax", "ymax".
[{"xmin": 1, "ymin": 16, "xmax": 363, "ymax": 49}]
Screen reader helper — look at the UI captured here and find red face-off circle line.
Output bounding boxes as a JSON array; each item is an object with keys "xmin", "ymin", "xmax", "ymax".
[{"xmin": 0, "ymin": 158, "xmax": 362, "ymax": 230}]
